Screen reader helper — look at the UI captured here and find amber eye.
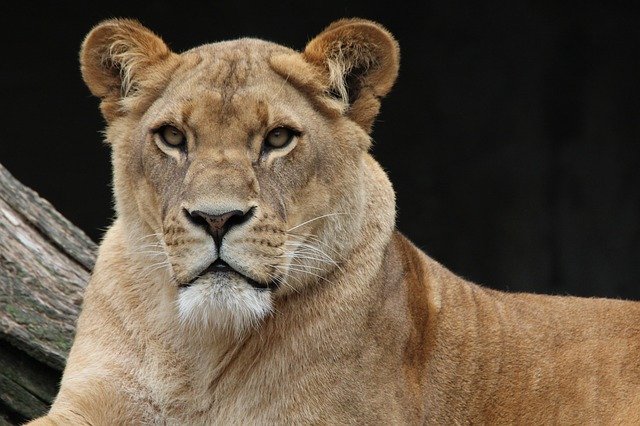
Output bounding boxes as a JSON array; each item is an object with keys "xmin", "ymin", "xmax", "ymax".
[
  {"xmin": 159, "ymin": 125, "xmax": 186, "ymax": 148},
  {"xmin": 265, "ymin": 127, "xmax": 295, "ymax": 149}
]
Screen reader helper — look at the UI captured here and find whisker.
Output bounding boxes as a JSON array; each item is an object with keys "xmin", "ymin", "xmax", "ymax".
[
  {"xmin": 281, "ymin": 253, "xmax": 337, "ymax": 269},
  {"xmin": 287, "ymin": 212, "xmax": 350, "ymax": 232},
  {"xmin": 287, "ymin": 232, "xmax": 345, "ymax": 260},
  {"xmin": 130, "ymin": 250, "xmax": 168, "ymax": 256},
  {"xmin": 265, "ymin": 270, "xmax": 298, "ymax": 294},
  {"xmin": 271, "ymin": 268, "xmax": 304, "ymax": 293},
  {"xmin": 284, "ymin": 262, "xmax": 327, "ymax": 272},
  {"xmin": 280, "ymin": 273, "xmax": 304, "ymax": 294},
  {"xmin": 143, "ymin": 260, "xmax": 171, "ymax": 270},
  {"xmin": 134, "ymin": 243, "xmax": 165, "ymax": 248},
  {"xmin": 138, "ymin": 262, "xmax": 171, "ymax": 278},
  {"xmin": 279, "ymin": 254, "xmax": 336, "ymax": 265},
  {"xmin": 283, "ymin": 241, "xmax": 343, "ymax": 272},
  {"xmin": 131, "ymin": 232, "xmax": 164, "ymax": 243},
  {"xmin": 285, "ymin": 242, "xmax": 336, "ymax": 261},
  {"xmin": 285, "ymin": 236, "xmax": 344, "ymax": 264},
  {"xmin": 274, "ymin": 264, "xmax": 334, "ymax": 286}
]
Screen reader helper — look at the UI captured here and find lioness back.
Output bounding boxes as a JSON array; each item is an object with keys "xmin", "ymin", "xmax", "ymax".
[
  {"xmin": 394, "ymin": 234, "xmax": 640, "ymax": 423},
  {"xmin": 28, "ymin": 18, "xmax": 639, "ymax": 425}
]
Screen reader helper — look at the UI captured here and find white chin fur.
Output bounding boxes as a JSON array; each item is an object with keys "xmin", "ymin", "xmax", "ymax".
[{"xmin": 177, "ymin": 274, "xmax": 272, "ymax": 336}]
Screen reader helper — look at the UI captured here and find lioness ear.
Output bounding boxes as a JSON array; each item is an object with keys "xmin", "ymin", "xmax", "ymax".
[
  {"xmin": 303, "ymin": 19, "xmax": 400, "ymax": 133},
  {"xmin": 80, "ymin": 19, "xmax": 176, "ymax": 121}
]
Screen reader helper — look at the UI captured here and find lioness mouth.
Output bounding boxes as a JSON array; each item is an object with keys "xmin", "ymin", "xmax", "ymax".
[{"xmin": 181, "ymin": 259, "xmax": 274, "ymax": 291}]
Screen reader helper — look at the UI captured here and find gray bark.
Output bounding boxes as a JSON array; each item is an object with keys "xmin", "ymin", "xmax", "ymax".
[{"xmin": 0, "ymin": 163, "xmax": 96, "ymax": 423}]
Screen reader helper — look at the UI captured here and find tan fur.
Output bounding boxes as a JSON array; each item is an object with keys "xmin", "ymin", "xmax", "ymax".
[{"xmin": 29, "ymin": 19, "xmax": 640, "ymax": 424}]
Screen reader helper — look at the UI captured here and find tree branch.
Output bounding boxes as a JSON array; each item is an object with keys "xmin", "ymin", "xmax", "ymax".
[{"xmin": 0, "ymin": 163, "xmax": 96, "ymax": 423}]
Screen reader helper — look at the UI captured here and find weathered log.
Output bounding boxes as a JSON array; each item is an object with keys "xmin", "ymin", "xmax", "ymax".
[{"xmin": 0, "ymin": 163, "xmax": 96, "ymax": 423}]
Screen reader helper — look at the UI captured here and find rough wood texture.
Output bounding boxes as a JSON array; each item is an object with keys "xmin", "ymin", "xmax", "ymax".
[{"xmin": 0, "ymin": 163, "xmax": 96, "ymax": 423}]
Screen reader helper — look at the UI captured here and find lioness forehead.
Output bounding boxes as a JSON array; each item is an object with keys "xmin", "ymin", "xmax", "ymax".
[
  {"xmin": 152, "ymin": 38, "xmax": 300, "ymax": 128},
  {"xmin": 175, "ymin": 38, "xmax": 294, "ymax": 93}
]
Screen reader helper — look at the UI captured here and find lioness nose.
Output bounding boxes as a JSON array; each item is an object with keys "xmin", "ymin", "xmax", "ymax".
[{"xmin": 187, "ymin": 208, "xmax": 253, "ymax": 248}]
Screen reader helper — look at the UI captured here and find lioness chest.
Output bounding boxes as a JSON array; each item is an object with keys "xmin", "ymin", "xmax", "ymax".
[{"xmin": 136, "ymin": 324, "xmax": 412, "ymax": 424}]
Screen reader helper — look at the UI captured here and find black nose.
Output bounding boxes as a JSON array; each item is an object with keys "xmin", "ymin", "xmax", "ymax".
[{"xmin": 186, "ymin": 208, "xmax": 253, "ymax": 247}]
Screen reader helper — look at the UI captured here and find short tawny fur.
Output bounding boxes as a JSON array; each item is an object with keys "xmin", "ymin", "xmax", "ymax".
[{"xmin": 30, "ymin": 19, "xmax": 640, "ymax": 424}]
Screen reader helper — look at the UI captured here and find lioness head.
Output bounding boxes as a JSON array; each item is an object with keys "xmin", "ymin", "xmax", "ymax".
[{"xmin": 80, "ymin": 19, "xmax": 399, "ymax": 334}]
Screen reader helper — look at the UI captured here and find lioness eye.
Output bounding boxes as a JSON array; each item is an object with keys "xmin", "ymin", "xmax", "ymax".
[
  {"xmin": 265, "ymin": 127, "xmax": 294, "ymax": 149},
  {"xmin": 159, "ymin": 125, "xmax": 186, "ymax": 147}
]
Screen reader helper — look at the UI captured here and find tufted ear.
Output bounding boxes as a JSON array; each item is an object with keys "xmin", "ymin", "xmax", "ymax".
[
  {"xmin": 302, "ymin": 19, "xmax": 400, "ymax": 133},
  {"xmin": 80, "ymin": 19, "xmax": 177, "ymax": 121}
]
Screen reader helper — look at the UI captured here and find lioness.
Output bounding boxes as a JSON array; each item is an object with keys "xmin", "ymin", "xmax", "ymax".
[{"xmin": 30, "ymin": 18, "xmax": 640, "ymax": 424}]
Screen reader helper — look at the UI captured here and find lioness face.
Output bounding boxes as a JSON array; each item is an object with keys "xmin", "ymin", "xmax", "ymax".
[
  {"xmin": 117, "ymin": 41, "xmax": 365, "ymax": 331},
  {"xmin": 81, "ymin": 19, "xmax": 399, "ymax": 333}
]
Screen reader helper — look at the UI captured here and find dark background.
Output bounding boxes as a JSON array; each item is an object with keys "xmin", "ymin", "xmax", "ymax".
[{"xmin": 1, "ymin": 1, "xmax": 639, "ymax": 299}]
